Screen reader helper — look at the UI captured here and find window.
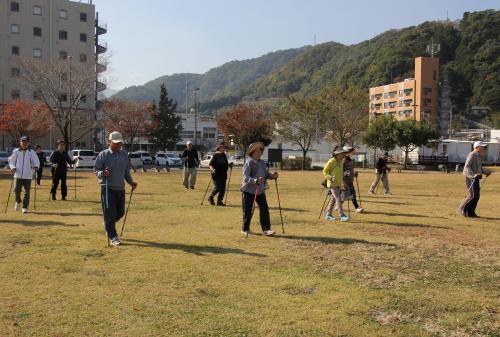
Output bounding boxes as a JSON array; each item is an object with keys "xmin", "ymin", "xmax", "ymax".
[
  {"xmin": 80, "ymin": 33, "xmax": 87, "ymax": 42},
  {"xmin": 33, "ymin": 90, "xmax": 43, "ymax": 100},
  {"xmin": 33, "ymin": 5, "xmax": 42, "ymax": 15},
  {"xmin": 10, "ymin": 2, "xmax": 19, "ymax": 12},
  {"xmin": 59, "ymin": 93, "xmax": 68, "ymax": 102},
  {"xmin": 404, "ymin": 88, "xmax": 413, "ymax": 96},
  {"xmin": 424, "ymin": 98, "xmax": 432, "ymax": 106},
  {"xmin": 403, "ymin": 99, "xmax": 413, "ymax": 107},
  {"xmin": 80, "ymin": 13, "xmax": 87, "ymax": 22},
  {"xmin": 80, "ymin": 95, "xmax": 87, "ymax": 102},
  {"xmin": 59, "ymin": 30, "xmax": 68, "ymax": 40},
  {"xmin": 33, "ymin": 27, "xmax": 42, "ymax": 37},
  {"xmin": 33, "ymin": 48, "xmax": 42, "ymax": 58},
  {"xmin": 79, "ymin": 54, "xmax": 87, "ymax": 63},
  {"xmin": 12, "ymin": 46, "xmax": 20, "ymax": 55},
  {"xmin": 11, "ymin": 89, "xmax": 20, "ymax": 99},
  {"xmin": 433, "ymin": 70, "xmax": 437, "ymax": 81},
  {"xmin": 59, "ymin": 9, "xmax": 68, "ymax": 19},
  {"xmin": 399, "ymin": 90, "xmax": 403, "ymax": 97},
  {"xmin": 59, "ymin": 51, "xmax": 68, "ymax": 60},
  {"xmin": 424, "ymin": 87, "xmax": 432, "ymax": 95},
  {"xmin": 11, "ymin": 24, "xmax": 20, "ymax": 34},
  {"xmin": 383, "ymin": 92, "xmax": 388, "ymax": 99},
  {"xmin": 11, "ymin": 68, "xmax": 20, "ymax": 77}
]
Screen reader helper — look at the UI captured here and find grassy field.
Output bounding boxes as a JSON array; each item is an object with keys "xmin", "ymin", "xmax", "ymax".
[{"xmin": 0, "ymin": 167, "xmax": 498, "ymax": 337}]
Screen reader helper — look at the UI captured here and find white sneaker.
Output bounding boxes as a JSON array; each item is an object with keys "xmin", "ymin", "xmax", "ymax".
[
  {"xmin": 110, "ymin": 237, "xmax": 121, "ymax": 246},
  {"xmin": 355, "ymin": 207, "xmax": 364, "ymax": 213},
  {"xmin": 368, "ymin": 190, "xmax": 375, "ymax": 195},
  {"xmin": 22, "ymin": 208, "xmax": 28, "ymax": 214},
  {"xmin": 14, "ymin": 202, "xmax": 20, "ymax": 211},
  {"xmin": 263, "ymin": 230, "xmax": 276, "ymax": 236},
  {"xmin": 383, "ymin": 191, "xmax": 392, "ymax": 195}
]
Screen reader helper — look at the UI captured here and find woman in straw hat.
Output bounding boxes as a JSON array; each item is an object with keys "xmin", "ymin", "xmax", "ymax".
[
  {"xmin": 240, "ymin": 142, "xmax": 278, "ymax": 236},
  {"xmin": 323, "ymin": 148, "xmax": 350, "ymax": 222}
]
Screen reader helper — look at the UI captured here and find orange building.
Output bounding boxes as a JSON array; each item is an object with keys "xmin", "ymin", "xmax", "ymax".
[{"xmin": 369, "ymin": 57, "xmax": 439, "ymax": 129}]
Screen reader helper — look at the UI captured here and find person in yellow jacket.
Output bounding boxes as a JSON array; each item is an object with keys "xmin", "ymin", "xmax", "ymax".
[{"xmin": 323, "ymin": 148, "xmax": 349, "ymax": 221}]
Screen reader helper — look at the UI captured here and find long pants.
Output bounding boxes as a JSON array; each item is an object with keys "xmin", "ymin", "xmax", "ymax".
[
  {"xmin": 15, "ymin": 179, "xmax": 32, "ymax": 209},
  {"xmin": 51, "ymin": 169, "xmax": 68, "ymax": 198},
  {"xmin": 343, "ymin": 185, "xmax": 360, "ymax": 209},
  {"xmin": 326, "ymin": 187, "xmax": 345, "ymax": 217},
  {"xmin": 210, "ymin": 177, "xmax": 227, "ymax": 202},
  {"xmin": 36, "ymin": 167, "xmax": 43, "ymax": 185},
  {"xmin": 369, "ymin": 172, "xmax": 390, "ymax": 193},
  {"xmin": 183, "ymin": 167, "xmax": 197, "ymax": 188},
  {"xmin": 101, "ymin": 187, "xmax": 126, "ymax": 239},
  {"xmin": 242, "ymin": 192, "xmax": 271, "ymax": 232},
  {"xmin": 459, "ymin": 178, "xmax": 480, "ymax": 216}
]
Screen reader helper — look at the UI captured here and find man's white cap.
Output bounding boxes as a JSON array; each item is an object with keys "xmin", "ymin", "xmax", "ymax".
[
  {"xmin": 473, "ymin": 141, "xmax": 487, "ymax": 148},
  {"xmin": 186, "ymin": 140, "xmax": 192, "ymax": 145},
  {"xmin": 109, "ymin": 131, "xmax": 124, "ymax": 144}
]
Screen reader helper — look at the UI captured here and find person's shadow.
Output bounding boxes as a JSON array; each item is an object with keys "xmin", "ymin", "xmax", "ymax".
[
  {"xmin": 125, "ymin": 239, "xmax": 267, "ymax": 257},
  {"xmin": 0, "ymin": 219, "xmax": 80, "ymax": 227}
]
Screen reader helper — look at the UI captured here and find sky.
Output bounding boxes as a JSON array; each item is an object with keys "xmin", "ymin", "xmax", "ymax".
[{"xmin": 91, "ymin": 0, "xmax": 500, "ymax": 90}]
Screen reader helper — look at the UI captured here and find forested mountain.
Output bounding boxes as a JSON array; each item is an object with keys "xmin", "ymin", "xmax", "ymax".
[{"xmin": 113, "ymin": 10, "xmax": 499, "ymax": 124}]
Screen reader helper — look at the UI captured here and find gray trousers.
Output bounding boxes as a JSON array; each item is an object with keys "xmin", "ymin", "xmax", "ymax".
[
  {"xmin": 326, "ymin": 187, "xmax": 345, "ymax": 217},
  {"xmin": 183, "ymin": 167, "xmax": 197, "ymax": 188},
  {"xmin": 15, "ymin": 179, "xmax": 32, "ymax": 208},
  {"xmin": 369, "ymin": 172, "xmax": 390, "ymax": 193}
]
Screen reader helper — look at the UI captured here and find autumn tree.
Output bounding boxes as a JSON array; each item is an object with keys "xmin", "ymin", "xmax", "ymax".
[
  {"xmin": 274, "ymin": 96, "xmax": 323, "ymax": 170},
  {"xmin": 102, "ymin": 99, "xmax": 151, "ymax": 151},
  {"xmin": 0, "ymin": 100, "xmax": 50, "ymax": 144},
  {"xmin": 217, "ymin": 104, "xmax": 273, "ymax": 158}
]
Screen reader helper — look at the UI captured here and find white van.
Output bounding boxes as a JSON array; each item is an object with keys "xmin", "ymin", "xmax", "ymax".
[{"xmin": 72, "ymin": 149, "xmax": 96, "ymax": 168}]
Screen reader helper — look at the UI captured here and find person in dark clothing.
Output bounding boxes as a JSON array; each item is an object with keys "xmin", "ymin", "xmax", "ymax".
[
  {"xmin": 35, "ymin": 145, "xmax": 44, "ymax": 185},
  {"xmin": 342, "ymin": 146, "xmax": 364, "ymax": 213},
  {"xmin": 50, "ymin": 140, "xmax": 75, "ymax": 200},
  {"xmin": 182, "ymin": 140, "xmax": 199, "ymax": 189},
  {"xmin": 368, "ymin": 152, "xmax": 391, "ymax": 195},
  {"xmin": 208, "ymin": 142, "xmax": 230, "ymax": 206}
]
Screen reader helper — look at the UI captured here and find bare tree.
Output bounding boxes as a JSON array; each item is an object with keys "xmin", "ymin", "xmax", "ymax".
[{"xmin": 15, "ymin": 57, "xmax": 97, "ymax": 147}]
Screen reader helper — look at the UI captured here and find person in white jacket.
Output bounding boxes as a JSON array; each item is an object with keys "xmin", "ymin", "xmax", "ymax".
[{"xmin": 8, "ymin": 136, "xmax": 40, "ymax": 213}]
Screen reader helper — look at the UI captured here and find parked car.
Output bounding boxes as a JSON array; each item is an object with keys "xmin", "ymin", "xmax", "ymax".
[
  {"xmin": 132, "ymin": 151, "xmax": 153, "ymax": 164},
  {"xmin": 200, "ymin": 152, "xmax": 215, "ymax": 168},
  {"xmin": 229, "ymin": 154, "xmax": 245, "ymax": 166},
  {"xmin": 155, "ymin": 152, "xmax": 182, "ymax": 167},
  {"xmin": 43, "ymin": 150, "xmax": 53, "ymax": 167},
  {"xmin": 129, "ymin": 152, "xmax": 143, "ymax": 168},
  {"xmin": 0, "ymin": 151, "xmax": 10, "ymax": 168},
  {"xmin": 72, "ymin": 149, "xmax": 96, "ymax": 168}
]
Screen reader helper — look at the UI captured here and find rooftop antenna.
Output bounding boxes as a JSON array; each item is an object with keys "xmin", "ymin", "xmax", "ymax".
[
  {"xmin": 426, "ymin": 39, "xmax": 441, "ymax": 58},
  {"xmin": 185, "ymin": 73, "xmax": 188, "ymax": 115}
]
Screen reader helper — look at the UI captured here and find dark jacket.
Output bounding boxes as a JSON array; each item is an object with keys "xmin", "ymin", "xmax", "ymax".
[
  {"xmin": 343, "ymin": 156, "xmax": 356, "ymax": 187},
  {"xmin": 209, "ymin": 152, "xmax": 229, "ymax": 179},
  {"xmin": 375, "ymin": 157, "xmax": 389, "ymax": 174},
  {"xmin": 182, "ymin": 148, "xmax": 199, "ymax": 168},
  {"xmin": 50, "ymin": 150, "xmax": 74, "ymax": 172}
]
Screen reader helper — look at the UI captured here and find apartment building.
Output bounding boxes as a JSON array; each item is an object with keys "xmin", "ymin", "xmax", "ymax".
[
  {"xmin": 0, "ymin": 0, "xmax": 106, "ymax": 149},
  {"xmin": 369, "ymin": 57, "xmax": 439, "ymax": 129}
]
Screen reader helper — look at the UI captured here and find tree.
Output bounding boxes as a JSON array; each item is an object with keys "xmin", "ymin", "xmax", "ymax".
[
  {"xmin": 15, "ymin": 56, "xmax": 98, "ymax": 148},
  {"xmin": 147, "ymin": 84, "xmax": 181, "ymax": 151},
  {"xmin": 363, "ymin": 115, "xmax": 397, "ymax": 152},
  {"xmin": 274, "ymin": 95, "xmax": 323, "ymax": 170},
  {"xmin": 217, "ymin": 104, "xmax": 273, "ymax": 157},
  {"xmin": 394, "ymin": 120, "xmax": 439, "ymax": 168},
  {"xmin": 0, "ymin": 100, "xmax": 50, "ymax": 144},
  {"xmin": 320, "ymin": 86, "xmax": 368, "ymax": 147},
  {"xmin": 102, "ymin": 99, "xmax": 151, "ymax": 151}
]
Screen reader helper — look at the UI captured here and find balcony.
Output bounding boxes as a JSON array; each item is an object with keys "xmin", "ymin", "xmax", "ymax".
[
  {"xmin": 96, "ymin": 22, "xmax": 107, "ymax": 36},
  {"xmin": 96, "ymin": 81, "xmax": 106, "ymax": 92},
  {"xmin": 96, "ymin": 41, "xmax": 107, "ymax": 54},
  {"xmin": 96, "ymin": 63, "xmax": 107, "ymax": 73}
]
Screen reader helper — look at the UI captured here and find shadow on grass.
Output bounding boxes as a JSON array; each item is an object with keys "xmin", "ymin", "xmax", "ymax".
[
  {"xmin": 362, "ymin": 220, "xmax": 449, "ymax": 229},
  {"xmin": 0, "ymin": 219, "xmax": 80, "ymax": 227},
  {"xmin": 33, "ymin": 211, "xmax": 99, "ymax": 217},
  {"xmin": 125, "ymin": 239, "xmax": 267, "ymax": 257},
  {"xmin": 271, "ymin": 234, "xmax": 397, "ymax": 247},
  {"xmin": 201, "ymin": 204, "xmax": 307, "ymax": 212},
  {"xmin": 363, "ymin": 200, "xmax": 408, "ymax": 205},
  {"xmin": 363, "ymin": 211, "xmax": 446, "ymax": 219}
]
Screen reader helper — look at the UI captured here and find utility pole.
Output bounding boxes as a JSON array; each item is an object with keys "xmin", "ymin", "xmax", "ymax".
[
  {"xmin": 68, "ymin": 55, "xmax": 73, "ymax": 150},
  {"xmin": 194, "ymin": 88, "xmax": 200, "ymax": 145},
  {"xmin": 185, "ymin": 73, "xmax": 188, "ymax": 115},
  {"xmin": 449, "ymin": 107, "xmax": 453, "ymax": 139}
]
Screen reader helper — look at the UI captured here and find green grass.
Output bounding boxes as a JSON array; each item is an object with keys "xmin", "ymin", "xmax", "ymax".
[{"xmin": 0, "ymin": 168, "xmax": 498, "ymax": 337}]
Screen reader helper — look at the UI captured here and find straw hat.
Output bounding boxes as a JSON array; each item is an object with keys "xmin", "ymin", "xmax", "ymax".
[{"xmin": 247, "ymin": 142, "xmax": 265, "ymax": 156}]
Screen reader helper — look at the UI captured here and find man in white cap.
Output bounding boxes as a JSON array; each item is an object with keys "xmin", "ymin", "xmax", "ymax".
[
  {"xmin": 459, "ymin": 141, "xmax": 491, "ymax": 218},
  {"xmin": 94, "ymin": 131, "xmax": 138, "ymax": 246},
  {"xmin": 181, "ymin": 140, "xmax": 199, "ymax": 189}
]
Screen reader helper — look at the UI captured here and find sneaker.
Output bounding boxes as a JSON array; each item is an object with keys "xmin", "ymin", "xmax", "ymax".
[
  {"xmin": 51, "ymin": 195, "xmax": 56, "ymax": 200},
  {"xmin": 217, "ymin": 202, "xmax": 226, "ymax": 206},
  {"xmin": 241, "ymin": 230, "xmax": 250, "ymax": 236},
  {"xmin": 61, "ymin": 197, "xmax": 67, "ymax": 201},
  {"xmin": 383, "ymin": 191, "xmax": 392, "ymax": 195},
  {"xmin": 22, "ymin": 208, "xmax": 28, "ymax": 214},
  {"xmin": 340, "ymin": 215, "xmax": 349, "ymax": 222},
  {"xmin": 263, "ymin": 230, "xmax": 276, "ymax": 236},
  {"xmin": 14, "ymin": 202, "xmax": 20, "ymax": 211},
  {"xmin": 325, "ymin": 214, "xmax": 335, "ymax": 221},
  {"xmin": 208, "ymin": 197, "xmax": 215, "ymax": 205},
  {"xmin": 355, "ymin": 207, "xmax": 364, "ymax": 213},
  {"xmin": 110, "ymin": 237, "xmax": 121, "ymax": 246},
  {"xmin": 368, "ymin": 190, "xmax": 375, "ymax": 195},
  {"xmin": 189, "ymin": 186, "xmax": 195, "ymax": 190}
]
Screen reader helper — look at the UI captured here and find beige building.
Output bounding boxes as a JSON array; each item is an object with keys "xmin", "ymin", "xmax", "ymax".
[
  {"xmin": 0, "ymin": 0, "xmax": 106, "ymax": 149},
  {"xmin": 369, "ymin": 57, "xmax": 439, "ymax": 129}
]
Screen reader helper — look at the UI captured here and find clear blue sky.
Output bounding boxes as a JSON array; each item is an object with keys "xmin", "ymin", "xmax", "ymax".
[{"xmin": 92, "ymin": 0, "xmax": 499, "ymax": 90}]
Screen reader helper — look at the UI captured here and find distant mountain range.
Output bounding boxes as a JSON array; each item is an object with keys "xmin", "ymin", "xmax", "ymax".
[{"xmin": 112, "ymin": 10, "xmax": 499, "ymax": 123}]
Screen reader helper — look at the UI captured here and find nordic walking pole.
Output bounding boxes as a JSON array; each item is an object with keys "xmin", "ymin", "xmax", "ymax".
[
  {"xmin": 224, "ymin": 165, "xmax": 233, "ymax": 205},
  {"xmin": 318, "ymin": 189, "xmax": 329, "ymax": 220},
  {"xmin": 200, "ymin": 177, "xmax": 212, "ymax": 206},
  {"xmin": 248, "ymin": 185, "xmax": 260, "ymax": 239},
  {"xmin": 347, "ymin": 187, "xmax": 351, "ymax": 218},
  {"xmin": 73, "ymin": 165, "xmax": 77, "ymax": 200},
  {"xmin": 34, "ymin": 171, "xmax": 37, "ymax": 212},
  {"xmin": 120, "ymin": 188, "xmax": 134, "ymax": 236},
  {"xmin": 4, "ymin": 175, "xmax": 15, "ymax": 214},
  {"xmin": 355, "ymin": 175, "xmax": 362, "ymax": 208},
  {"xmin": 274, "ymin": 178, "xmax": 285, "ymax": 234}
]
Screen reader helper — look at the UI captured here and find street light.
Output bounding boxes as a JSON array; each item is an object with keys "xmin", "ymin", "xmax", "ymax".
[
  {"xmin": 68, "ymin": 56, "xmax": 72, "ymax": 150},
  {"xmin": 194, "ymin": 88, "xmax": 200, "ymax": 145}
]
